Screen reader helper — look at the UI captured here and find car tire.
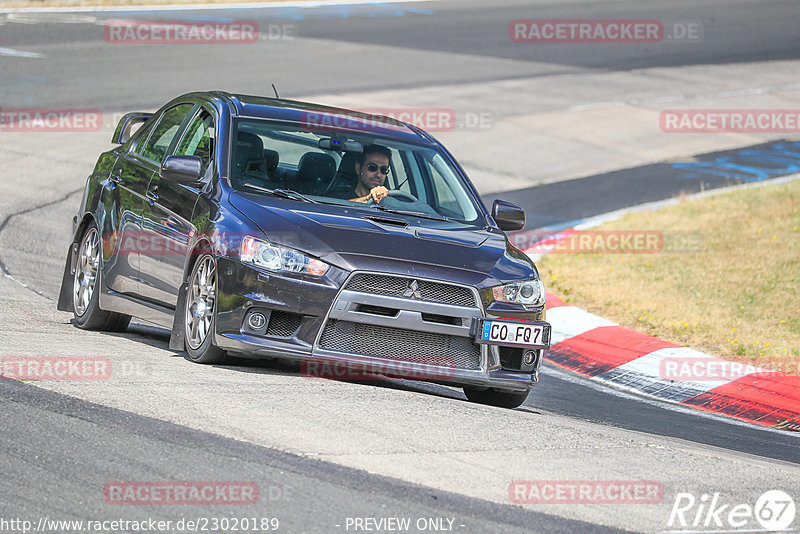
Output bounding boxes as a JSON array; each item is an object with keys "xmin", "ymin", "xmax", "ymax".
[
  {"xmin": 183, "ymin": 254, "xmax": 227, "ymax": 364},
  {"xmin": 463, "ymin": 386, "xmax": 530, "ymax": 409},
  {"xmin": 72, "ymin": 222, "xmax": 131, "ymax": 332}
]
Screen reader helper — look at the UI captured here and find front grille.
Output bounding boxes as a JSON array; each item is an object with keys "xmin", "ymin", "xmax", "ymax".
[
  {"xmin": 356, "ymin": 304, "xmax": 398, "ymax": 317},
  {"xmin": 319, "ymin": 319, "xmax": 481, "ymax": 370},
  {"xmin": 498, "ymin": 346, "xmax": 525, "ymax": 370},
  {"xmin": 266, "ymin": 311, "xmax": 302, "ymax": 337},
  {"xmin": 345, "ymin": 274, "xmax": 476, "ymax": 308}
]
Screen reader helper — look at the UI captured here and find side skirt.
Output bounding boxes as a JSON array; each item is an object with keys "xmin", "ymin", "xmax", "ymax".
[{"xmin": 99, "ymin": 290, "xmax": 175, "ymax": 330}]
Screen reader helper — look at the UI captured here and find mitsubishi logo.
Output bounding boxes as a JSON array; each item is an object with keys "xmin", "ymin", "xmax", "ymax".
[{"xmin": 401, "ymin": 280, "xmax": 423, "ymax": 300}]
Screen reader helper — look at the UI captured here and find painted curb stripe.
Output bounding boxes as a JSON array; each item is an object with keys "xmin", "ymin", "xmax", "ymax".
[
  {"xmin": 544, "ymin": 291, "xmax": 570, "ymax": 309},
  {"xmin": 542, "ymin": 300, "xmax": 800, "ymax": 429},
  {"xmin": 596, "ymin": 347, "xmax": 731, "ymax": 403},
  {"xmin": 548, "ymin": 325, "xmax": 677, "ymax": 377},
  {"xmin": 545, "ymin": 306, "xmax": 617, "ymax": 345},
  {"xmin": 681, "ymin": 373, "xmax": 800, "ymax": 427}
]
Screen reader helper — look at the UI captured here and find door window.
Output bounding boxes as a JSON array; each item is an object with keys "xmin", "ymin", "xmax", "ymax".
[
  {"xmin": 141, "ymin": 104, "xmax": 193, "ymax": 163},
  {"xmin": 424, "ymin": 155, "xmax": 476, "ymax": 220},
  {"xmin": 175, "ymin": 109, "xmax": 215, "ymax": 174}
]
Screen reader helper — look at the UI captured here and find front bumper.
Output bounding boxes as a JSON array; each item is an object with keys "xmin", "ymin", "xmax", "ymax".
[{"xmin": 214, "ymin": 258, "xmax": 547, "ymax": 392}]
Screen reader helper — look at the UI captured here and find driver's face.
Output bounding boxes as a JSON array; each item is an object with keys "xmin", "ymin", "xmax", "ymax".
[{"xmin": 356, "ymin": 153, "xmax": 390, "ymax": 191}]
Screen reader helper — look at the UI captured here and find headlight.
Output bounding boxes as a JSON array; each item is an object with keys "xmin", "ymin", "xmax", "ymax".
[
  {"xmin": 240, "ymin": 236, "xmax": 329, "ymax": 276},
  {"xmin": 492, "ymin": 279, "xmax": 545, "ymax": 307}
]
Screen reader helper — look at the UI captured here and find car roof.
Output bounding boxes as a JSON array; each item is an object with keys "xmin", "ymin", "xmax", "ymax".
[{"xmin": 200, "ymin": 91, "xmax": 434, "ymax": 145}]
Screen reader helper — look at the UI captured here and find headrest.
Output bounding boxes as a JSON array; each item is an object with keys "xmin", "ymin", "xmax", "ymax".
[
  {"xmin": 326, "ymin": 151, "xmax": 360, "ymax": 194},
  {"xmin": 297, "ymin": 152, "xmax": 336, "ymax": 194},
  {"xmin": 235, "ymin": 131, "xmax": 263, "ymax": 162},
  {"xmin": 263, "ymin": 149, "xmax": 279, "ymax": 174},
  {"xmin": 338, "ymin": 152, "xmax": 360, "ymax": 178}
]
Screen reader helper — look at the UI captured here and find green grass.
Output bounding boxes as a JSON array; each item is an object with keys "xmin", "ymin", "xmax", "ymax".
[{"xmin": 539, "ymin": 179, "xmax": 800, "ymax": 375}]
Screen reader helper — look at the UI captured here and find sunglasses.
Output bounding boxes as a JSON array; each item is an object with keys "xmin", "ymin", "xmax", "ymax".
[{"xmin": 366, "ymin": 163, "xmax": 391, "ymax": 175}]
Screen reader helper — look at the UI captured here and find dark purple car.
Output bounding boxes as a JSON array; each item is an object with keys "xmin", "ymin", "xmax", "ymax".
[{"xmin": 57, "ymin": 91, "xmax": 550, "ymax": 408}]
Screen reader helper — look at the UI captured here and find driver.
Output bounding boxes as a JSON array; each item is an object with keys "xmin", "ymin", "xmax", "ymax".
[{"xmin": 347, "ymin": 144, "xmax": 391, "ymax": 203}]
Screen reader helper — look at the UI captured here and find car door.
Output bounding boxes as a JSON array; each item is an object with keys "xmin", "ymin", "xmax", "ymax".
[
  {"xmin": 138, "ymin": 105, "xmax": 215, "ymax": 308},
  {"xmin": 102, "ymin": 118, "xmax": 161, "ymax": 296}
]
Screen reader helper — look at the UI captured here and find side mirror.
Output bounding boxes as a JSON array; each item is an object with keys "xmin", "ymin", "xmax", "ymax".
[
  {"xmin": 112, "ymin": 112, "xmax": 151, "ymax": 144},
  {"xmin": 492, "ymin": 199, "xmax": 525, "ymax": 231},
  {"xmin": 160, "ymin": 155, "xmax": 203, "ymax": 185}
]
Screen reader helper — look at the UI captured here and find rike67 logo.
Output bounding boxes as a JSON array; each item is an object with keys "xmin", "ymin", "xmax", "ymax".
[{"xmin": 666, "ymin": 490, "xmax": 795, "ymax": 532}]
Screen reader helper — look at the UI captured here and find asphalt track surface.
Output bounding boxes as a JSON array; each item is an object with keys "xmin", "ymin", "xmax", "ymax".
[
  {"xmin": 1, "ymin": 1, "xmax": 799, "ymax": 533},
  {"xmin": 484, "ymin": 139, "xmax": 800, "ymax": 229},
  {"xmin": 0, "ymin": 378, "xmax": 617, "ymax": 534},
  {"xmin": 2, "ymin": 0, "xmax": 800, "ymax": 109}
]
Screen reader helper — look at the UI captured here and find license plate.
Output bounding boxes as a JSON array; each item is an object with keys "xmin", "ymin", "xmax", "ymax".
[{"xmin": 477, "ymin": 320, "xmax": 551, "ymax": 349}]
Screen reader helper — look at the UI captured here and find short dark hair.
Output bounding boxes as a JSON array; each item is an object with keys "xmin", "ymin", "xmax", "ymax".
[{"xmin": 357, "ymin": 144, "xmax": 392, "ymax": 164}]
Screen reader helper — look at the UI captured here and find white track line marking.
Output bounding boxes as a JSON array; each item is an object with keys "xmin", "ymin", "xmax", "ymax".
[
  {"xmin": 569, "ymin": 83, "xmax": 800, "ymax": 111},
  {"xmin": 6, "ymin": 12, "xmax": 96, "ymax": 23},
  {"xmin": 0, "ymin": 46, "xmax": 44, "ymax": 58},
  {"xmin": 0, "ymin": 0, "xmax": 434, "ymax": 14}
]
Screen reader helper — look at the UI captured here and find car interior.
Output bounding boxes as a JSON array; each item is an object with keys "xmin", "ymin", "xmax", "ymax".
[
  {"xmin": 229, "ymin": 123, "xmax": 478, "ymax": 223},
  {"xmin": 232, "ymin": 131, "xmax": 368, "ymax": 199}
]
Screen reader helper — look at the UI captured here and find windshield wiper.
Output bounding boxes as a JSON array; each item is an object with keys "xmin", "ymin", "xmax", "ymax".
[
  {"xmin": 241, "ymin": 183, "xmax": 318, "ymax": 204},
  {"xmin": 273, "ymin": 188, "xmax": 319, "ymax": 204},
  {"xmin": 371, "ymin": 204, "xmax": 450, "ymax": 222}
]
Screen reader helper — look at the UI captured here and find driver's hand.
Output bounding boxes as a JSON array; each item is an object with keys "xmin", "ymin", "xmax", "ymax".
[{"xmin": 369, "ymin": 186, "xmax": 389, "ymax": 203}]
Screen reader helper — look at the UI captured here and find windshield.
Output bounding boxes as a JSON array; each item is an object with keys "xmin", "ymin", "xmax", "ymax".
[{"xmin": 230, "ymin": 118, "xmax": 484, "ymax": 224}]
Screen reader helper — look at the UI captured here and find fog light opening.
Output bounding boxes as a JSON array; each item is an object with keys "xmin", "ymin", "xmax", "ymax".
[
  {"xmin": 248, "ymin": 312, "xmax": 267, "ymax": 330},
  {"xmin": 523, "ymin": 350, "xmax": 537, "ymax": 366}
]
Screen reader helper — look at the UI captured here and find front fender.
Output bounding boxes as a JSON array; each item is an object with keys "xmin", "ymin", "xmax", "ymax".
[{"xmin": 57, "ymin": 153, "xmax": 121, "ymax": 312}]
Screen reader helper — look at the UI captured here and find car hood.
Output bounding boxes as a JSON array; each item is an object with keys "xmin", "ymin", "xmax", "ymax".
[{"xmin": 229, "ymin": 192, "xmax": 537, "ymax": 286}]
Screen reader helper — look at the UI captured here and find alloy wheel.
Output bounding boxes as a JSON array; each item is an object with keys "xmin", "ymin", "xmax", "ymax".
[
  {"xmin": 73, "ymin": 227, "xmax": 100, "ymax": 317},
  {"xmin": 185, "ymin": 256, "xmax": 216, "ymax": 350}
]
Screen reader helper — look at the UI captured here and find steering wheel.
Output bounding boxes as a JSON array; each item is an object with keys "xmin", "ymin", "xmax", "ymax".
[{"xmin": 367, "ymin": 189, "xmax": 419, "ymax": 204}]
